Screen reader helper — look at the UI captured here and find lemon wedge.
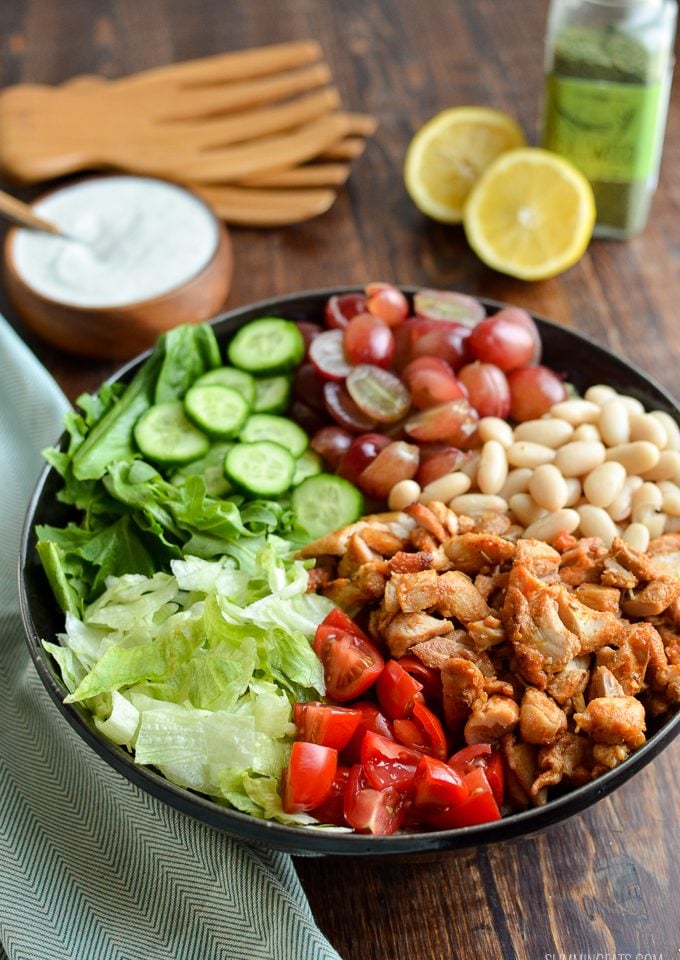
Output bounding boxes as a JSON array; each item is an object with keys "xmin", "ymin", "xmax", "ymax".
[
  {"xmin": 404, "ymin": 107, "xmax": 526, "ymax": 224},
  {"xmin": 463, "ymin": 147, "xmax": 596, "ymax": 281}
]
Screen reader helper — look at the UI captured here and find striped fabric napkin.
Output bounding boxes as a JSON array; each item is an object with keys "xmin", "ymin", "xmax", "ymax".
[{"xmin": 0, "ymin": 314, "xmax": 340, "ymax": 960}]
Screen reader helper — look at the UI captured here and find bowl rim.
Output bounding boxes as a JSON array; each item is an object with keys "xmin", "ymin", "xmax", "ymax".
[{"xmin": 18, "ymin": 285, "xmax": 680, "ymax": 856}]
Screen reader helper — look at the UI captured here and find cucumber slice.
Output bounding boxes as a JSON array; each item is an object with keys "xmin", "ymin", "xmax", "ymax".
[
  {"xmin": 224, "ymin": 441, "xmax": 296, "ymax": 497},
  {"xmin": 227, "ymin": 317, "xmax": 305, "ymax": 374},
  {"xmin": 184, "ymin": 384, "xmax": 249, "ymax": 439},
  {"xmin": 292, "ymin": 473, "xmax": 364, "ymax": 539},
  {"xmin": 172, "ymin": 442, "xmax": 234, "ymax": 497},
  {"xmin": 134, "ymin": 402, "xmax": 210, "ymax": 466},
  {"xmin": 292, "ymin": 449, "xmax": 323, "ymax": 486},
  {"xmin": 240, "ymin": 414, "xmax": 308, "ymax": 458},
  {"xmin": 194, "ymin": 367, "xmax": 256, "ymax": 409},
  {"xmin": 253, "ymin": 375, "xmax": 292, "ymax": 414}
]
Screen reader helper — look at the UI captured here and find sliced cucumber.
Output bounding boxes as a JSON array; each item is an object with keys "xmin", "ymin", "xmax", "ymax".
[
  {"xmin": 194, "ymin": 367, "xmax": 257, "ymax": 409},
  {"xmin": 184, "ymin": 384, "xmax": 249, "ymax": 439},
  {"xmin": 240, "ymin": 414, "xmax": 308, "ymax": 458},
  {"xmin": 224, "ymin": 440, "xmax": 296, "ymax": 497},
  {"xmin": 172, "ymin": 442, "xmax": 234, "ymax": 497},
  {"xmin": 227, "ymin": 317, "xmax": 305, "ymax": 374},
  {"xmin": 292, "ymin": 449, "xmax": 323, "ymax": 486},
  {"xmin": 292, "ymin": 473, "xmax": 364, "ymax": 539},
  {"xmin": 134, "ymin": 402, "xmax": 210, "ymax": 466},
  {"xmin": 253, "ymin": 374, "xmax": 292, "ymax": 414}
]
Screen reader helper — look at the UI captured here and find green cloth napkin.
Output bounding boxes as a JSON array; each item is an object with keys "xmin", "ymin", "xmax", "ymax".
[{"xmin": 0, "ymin": 315, "xmax": 340, "ymax": 960}]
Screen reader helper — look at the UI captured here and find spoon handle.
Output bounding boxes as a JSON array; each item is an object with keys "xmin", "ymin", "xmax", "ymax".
[{"xmin": 0, "ymin": 188, "xmax": 61, "ymax": 235}]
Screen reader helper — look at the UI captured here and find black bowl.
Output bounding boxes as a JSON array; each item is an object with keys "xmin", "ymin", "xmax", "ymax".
[{"xmin": 19, "ymin": 287, "xmax": 680, "ymax": 856}]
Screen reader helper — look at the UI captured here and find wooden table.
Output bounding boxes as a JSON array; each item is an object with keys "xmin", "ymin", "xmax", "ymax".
[{"xmin": 2, "ymin": 2, "xmax": 679, "ymax": 957}]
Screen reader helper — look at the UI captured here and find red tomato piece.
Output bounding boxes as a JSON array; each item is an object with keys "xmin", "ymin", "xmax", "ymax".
[
  {"xmin": 375, "ymin": 659, "xmax": 424, "ymax": 720},
  {"xmin": 313, "ymin": 624, "xmax": 384, "ymax": 703},
  {"xmin": 309, "ymin": 765, "xmax": 351, "ymax": 826},
  {"xmin": 411, "ymin": 701, "xmax": 448, "ymax": 760},
  {"xmin": 393, "ymin": 717, "xmax": 428, "ymax": 752},
  {"xmin": 397, "ymin": 655, "xmax": 443, "ymax": 705},
  {"xmin": 341, "ymin": 701, "xmax": 395, "ymax": 764},
  {"xmin": 281, "ymin": 741, "xmax": 338, "ymax": 814},
  {"xmin": 448, "ymin": 743, "xmax": 504, "ymax": 807},
  {"xmin": 343, "ymin": 764, "xmax": 406, "ymax": 835},
  {"xmin": 483, "ymin": 751, "xmax": 505, "ymax": 808},
  {"xmin": 412, "ymin": 755, "xmax": 468, "ymax": 811},
  {"xmin": 319, "ymin": 607, "xmax": 371, "ymax": 642},
  {"xmin": 293, "ymin": 702, "xmax": 362, "ymax": 751},
  {"xmin": 360, "ymin": 731, "xmax": 422, "ymax": 791},
  {"xmin": 429, "ymin": 767, "xmax": 502, "ymax": 828}
]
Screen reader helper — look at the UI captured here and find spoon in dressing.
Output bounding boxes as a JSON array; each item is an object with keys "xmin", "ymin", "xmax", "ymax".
[{"xmin": 0, "ymin": 187, "xmax": 83, "ymax": 241}]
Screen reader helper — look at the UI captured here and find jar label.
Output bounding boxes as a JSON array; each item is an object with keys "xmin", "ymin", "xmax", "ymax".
[{"xmin": 542, "ymin": 75, "xmax": 664, "ymax": 182}]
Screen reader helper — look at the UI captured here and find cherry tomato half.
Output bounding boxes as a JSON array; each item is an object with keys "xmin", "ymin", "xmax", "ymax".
[
  {"xmin": 313, "ymin": 624, "xmax": 384, "ymax": 703},
  {"xmin": 448, "ymin": 743, "xmax": 504, "ymax": 807},
  {"xmin": 397, "ymin": 655, "xmax": 443, "ymax": 705},
  {"xmin": 309, "ymin": 765, "xmax": 351, "ymax": 826},
  {"xmin": 412, "ymin": 755, "xmax": 468, "ymax": 811},
  {"xmin": 343, "ymin": 764, "xmax": 407, "ymax": 835},
  {"xmin": 375, "ymin": 659, "xmax": 424, "ymax": 720},
  {"xmin": 341, "ymin": 702, "xmax": 395, "ymax": 764},
  {"xmin": 411, "ymin": 701, "xmax": 448, "ymax": 760},
  {"xmin": 281, "ymin": 741, "xmax": 338, "ymax": 813},
  {"xmin": 360, "ymin": 731, "xmax": 422, "ymax": 792},
  {"xmin": 293, "ymin": 702, "xmax": 362, "ymax": 751}
]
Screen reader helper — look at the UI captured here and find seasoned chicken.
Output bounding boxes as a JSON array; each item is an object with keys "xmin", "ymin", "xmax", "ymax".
[
  {"xmin": 574, "ymin": 583, "xmax": 621, "ymax": 614},
  {"xmin": 405, "ymin": 502, "xmax": 450, "ymax": 543},
  {"xmin": 587, "ymin": 665, "xmax": 625, "ymax": 700},
  {"xmin": 591, "ymin": 743, "xmax": 630, "ymax": 776},
  {"xmin": 545, "ymin": 655, "xmax": 591, "ymax": 707},
  {"xmin": 441, "ymin": 657, "xmax": 486, "ymax": 732},
  {"xmin": 410, "ymin": 631, "xmax": 492, "ymax": 673},
  {"xmin": 621, "ymin": 577, "xmax": 680, "ymax": 617},
  {"xmin": 558, "ymin": 537, "xmax": 607, "ymax": 586},
  {"xmin": 467, "ymin": 615, "xmax": 506, "ymax": 650},
  {"xmin": 388, "ymin": 550, "xmax": 436, "ymax": 574},
  {"xmin": 503, "ymin": 585, "xmax": 580, "ymax": 687},
  {"xmin": 383, "ymin": 611, "xmax": 452, "ymax": 658},
  {"xmin": 443, "ymin": 532, "xmax": 516, "ymax": 574},
  {"xmin": 556, "ymin": 590, "xmax": 626, "ymax": 654},
  {"xmin": 464, "ymin": 695, "xmax": 520, "ymax": 744},
  {"xmin": 519, "ymin": 688, "xmax": 568, "ymax": 745},
  {"xmin": 532, "ymin": 732, "xmax": 593, "ymax": 794},
  {"xmin": 436, "ymin": 571, "xmax": 492, "ymax": 624},
  {"xmin": 391, "ymin": 568, "xmax": 440, "ymax": 613},
  {"xmin": 298, "ymin": 512, "xmax": 414, "ymax": 558},
  {"xmin": 422, "ymin": 499, "xmax": 460, "ymax": 537},
  {"xmin": 574, "ymin": 695, "xmax": 646, "ymax": 749},
  {"xmin": 501, "ymin": 735, "xmax": 547, "ymax": 807},
  {"xmin": 595, "ymin": 622, "xmax": 655, "ymax": 696},
  {"xmin": 514, "ymin": 538, "xmax": 561, "ymax": 580},
  {"xmin": 337, "ymin": 533, "xmax": 381, "ymax": 578}
]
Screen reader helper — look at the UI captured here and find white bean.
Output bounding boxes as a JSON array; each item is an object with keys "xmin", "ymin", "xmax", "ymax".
[
  {"xmin": 499, "ymin": 468, "xmax": 533, "ymax": 500},
  {"xmin": 631, "ymin": 482, "xmax": 663, "ymax": 523},
  {"xmin": 584, "ymin": 384, "xmax": 618, "ymax": 405},
  {"xmin": 598, "ymin": 399, "xmax": 630, "ymax": 447},
  {"xmin": 550, "ymin": 399, "xmax": 601, "ymax": 425},
  {"xmin": 607, "ymin": 476, "xmax": 644, "ymax": 522},
  {"xmin": 449, "ymin": 493, "xmax": 508, "ymax": 515},
  {"xmin": 421, "ymin": 471, "xmax": 470, "ymax": 503},
  {"xmin": 640, "ymin": 450, "xmax": 680, "ymax": 482},
  {"xmin": 522, "ymin": 509, "xmax": 580, "ymax": 543},
  {"xmin": 564, "ymin": 478, "xmax": 582, "ymax": 506},
  {"xmin": 513, "ymin": 418, "xmax": 573, "ymax": 447},
  {"xmin": 583, "ymin": 461, "xmax": 626, "ymax": 508},
  {"xmin": 645, "ymin": 513, "xmax": 667, "ymax": 538},
  {"xmin": 618, "ymin": 395, "xmax": 645, "ymax": 416},
  {"xmin": 651, "ymin": 410, "xmax": 680, "ymax": 451},
  {"xmin": 657, "ymin": 480, "xmax": 680, "ymax": 516},
  {"xmin": 622, "ymin": 522, "xmax": 650, "ymax": 552},
  {"xmin": 605, "ymin": 441, "xmax": 660, "ymax": 473},
  {"xmin": 554, "ymin": 440, "xmax": 606, "ymax": 477},
  {"xmin": 507, "ymin": 441, "xmax": 556, "ymax": 468},
  {"xmin": 389, "ymin": 479, "xmax": 421, "ymax": 511},
  {"xmin": 509, "ymin": 493, "xmax": 548, "ymax": 527},
  {"xmin": 528, "ymin": 463, "xmax": 569, "ymax": 511},
  {"xmin": 476, "ymin": 440, "xmax": 508, "ymax": 495},
  {"xmin": 577, "ymin": 504, "xmax": 619, "ymax": 546},
  {"xmin": 629, "ymin": 413, "xmax": 667, "ymax": 448},
  {"xmin": 572, "ymin": 423, "xmax": 601, "ymax": 442},
  {"xmin": 478, "ymin": 417, "xmax": 514, "ymax": 448}
]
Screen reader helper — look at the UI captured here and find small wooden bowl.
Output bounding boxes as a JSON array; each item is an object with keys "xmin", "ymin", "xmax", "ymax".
[{"xmin": 3, "ymin": 180, "xmax": 233, "ymax": 360}]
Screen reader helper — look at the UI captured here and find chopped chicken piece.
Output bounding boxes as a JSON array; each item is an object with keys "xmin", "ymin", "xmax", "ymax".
[
  {"xmin": 297, "ymin": 512, "xmax": 414, "ymax": 558},
  {"xmin": 405, "ymin": 502, "xmax": 449, "ymax": 543},
  {"xmin": 574, "ymin": 696, "xmax": 646, "ymax": 749},
  {"xmin": 469, "ymin": 512, "xmax": 513, "ymax": 536},
  {"xmin": 473, "ymin": 573, "xmax": 497, "ymax": 602},
  {"xmin": 410, "ymin": 630, "xmax": 476, "ymax": 669},
  {"xmin": 621, "ymin": 577, "xmax": 680, "ymax": 617},
  {"xmin": 657, "ymin": 625, "xmax": 680, "ymax": 665},
  {"xmin": 409, "ymin": 528, "xmax": 439, "ymax": 553},
  {"xmin": 443, "ymin": 533, "xmax": 515, "ymax": 574},
  {"xmin": 306, "ymin": 564, "xmax": 332, "ymax": 593},
  {"xmin": 467, "ymin": 615, "xmax": 506, "ymax": 650},
  {"xmin": 557, "ymin": 590, "xmax": 626, "ymax": 654},
  {"xmin": 464, "ymin": 695, "xmax": 520, "ymax": 744},
  {"xmin": 645, "ymin": 533, "xmax": 680, "ymax": 577},
  {"xmin": 553, "ymin": 530, "xmax": 578, "ymax": 553},
  {"xmin": 652, "ymin": 664, "xmax": 680, "ymax": 703},
  {"xmin": 558, "ymin": 537, "xmax": 607, "ymax": 586},
  {"xmin": 502, "ymin": 735, "xmax": 547, "ymax": 807},
  {"xmin": 591, "ymin": 743, "xmax": 630, "ymax": 777},
  {"xmin": 574, "ymin": 583, "xmax": 621, "ymax": 614},
  {"xmin": 514, "ymin": 538, "xmax": 561, "ymax": 580},
  {"xmin": 422, "ymin": 500, "xmax": 460, "ymax": 536},
  {"xmin": 388, "ymin": 551, "xmax": 435, "ymax": 574},
  {"xmin": 383, "ymin": 579, "xmax": 399, "ymax": 615},
  {"xmin": 594, "ymin": 622, "xmax": 655, "ymax": 696},
  {"xmin": 391, "ymin": 569, "xmax": 440, "ymax": 613},
  {"xmin": 588, "ymin": 665, "xmax": 624, "ymax": 700},
  {"xmin": 383, "ymin": 612, "xmax": 452, "ymax": 658},
  {"xmin": 532, "ymin": 732, "xmax": 593, "ymax": 794},
  {"xmin": 608, "ymin": 537, "xmax": 660, "ymax": 582},
  {"xmin": 441, "ymin": 657, "xmax": 486, "ymax": 733},
  {"xmin": 337, "ymin": 533, "xmax": 380, "ymax": 578},
  {"xmin": 436, "ymin": 571, "xmax": 492, "ymax": 624},
  {"xmin": 503, "ymin": 586, "xmax": 580, "ymax": 687},
  {"xmin": 519, "ymin": 688, "xmax": 568, "ymax": 745},
  {"xmin": 360, "ymin": 526, "xmax": 404, "ymax": 556},
  {"xmin": 484, "ymin": 677, "xmax": 516, "ymax": 698},
  {"xmin": 601, "ymin": 558, "xmax": 638, "ymax": 590}
]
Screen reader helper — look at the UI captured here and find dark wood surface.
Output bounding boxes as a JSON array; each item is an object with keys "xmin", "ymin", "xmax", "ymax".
[{"xmin": 2, "ymin": 2, "xmax": 679, "ymax": 958}]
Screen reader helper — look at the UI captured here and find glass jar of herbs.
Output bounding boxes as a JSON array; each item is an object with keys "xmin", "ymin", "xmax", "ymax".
[{"xmin": 542, "ymin": 0, "xmax": 677, "ymax": 239}]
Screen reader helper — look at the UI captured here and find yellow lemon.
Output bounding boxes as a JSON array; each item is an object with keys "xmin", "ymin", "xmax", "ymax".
[
  {"xmin": 404, "ymin": 107, "xmax": 526, "ymax": 224},
  {"xmin": 463, "ymin": 147, "xmax": 596, "ymax": 281}
]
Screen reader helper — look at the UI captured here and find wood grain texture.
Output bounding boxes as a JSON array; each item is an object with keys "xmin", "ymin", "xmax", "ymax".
[{"xmin": 1, "ymin": 2, "xmax": 679, "ymax": 958}]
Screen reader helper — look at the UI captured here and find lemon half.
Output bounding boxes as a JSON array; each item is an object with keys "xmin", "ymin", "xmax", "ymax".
[
  {"xmin": 463, "ymin": 147, "xmax": 596, "ymax": 281},
  {"xmin": 404, "ymin": 107, "xmax": 526, "ymax": 224}
]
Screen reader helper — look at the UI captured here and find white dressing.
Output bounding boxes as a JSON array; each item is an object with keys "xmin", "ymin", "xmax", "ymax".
[{"xmin": 13, "ymin": 176, "xmax": 219, "ymax": 308}]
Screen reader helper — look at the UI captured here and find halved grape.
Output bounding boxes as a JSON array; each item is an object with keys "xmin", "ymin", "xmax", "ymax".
[
  {"xmin": 346, "ymin": 365, "xmax": 411, "ymax": 424},
  {"xmin": 308, "ymin": 329, "xmax": 353, "ymax": 380},
  {"xmin": 409, "ymin": 321, "xmax": 471, "ymax": 371},
  {"xmin": 413, "ymin": 289, "xmax": 485, "ymax": 328},
  {"xmin": 294, "ymin": 362, "xmax": 327, "ymax": 412},
  {"xmin": 458, "ymin": 362, "xmax": 511, "ymax": 418},
  {"xmin": 365, "ymin": 282, "xmax": 409, "ymax": 326},
  {"xmin": 508, "ymin": 366, "xmax": 567, "ymax": 422},
  {"xmin": 290, "ymin": 400, "xmax": 327, "ymax": 436},
  {"xmin": 404, "ymin": 399, "xmax": 479, "ymax": 446},
  {"xmin": 295, "ymin": 321, "xmax": 323, "ymax": 356},
  {"xmin": 311, "ymin": 426, "xmax": 354, "ymax": 469},
  {"xmin": 324, "ymin": 380, "xmax": 378, "ymax": 433},
  {"xmin": 402, "ymin": 357, "xmax": 467, "ymax": 409},
  {"xmin": 336, "ymin": 433, "xmax": 391, "ymax": 483},
  {"xmin": 416, "ymin": 445, "xmax": 469, "ymax": 487},
  {"xmin": 357, "ymin": 441, "xmax": 420, "ymax": 499},
  {"xmin": 494, "ymin": 307, "xmax": 541, "ymax": 364},
  {"xmin": 344, "ymin": 313, "xmax": 395, "ymax": 368},
  {"xmin": 325, "ymin": 292, "xmax": 367, "ymax": 329},
  {"xmin": 468, "ymin": 315, "xmax": 535, "ymax": 371}
]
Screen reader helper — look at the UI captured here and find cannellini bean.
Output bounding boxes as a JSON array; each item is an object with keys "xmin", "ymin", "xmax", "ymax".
[
  {"xmin": 554, "ymin": 440, "xmax": 606, "ymax": 477},
  {"xmin": 389, "ymin": 479, "xmax": 421, "ymax": 510},
  {"xmin": 507, "ymin": 441, "xmax": 556, "ymax": 469},
  {"xmin": 499, "ymin": 468, "xmax": 533, "ymax": 500},
  {"xmin": 528, "ymin": 464, "xmax": 569, "ymax": 511},
  {"xmin": 584, "ymin": 384, "xmax": 618, "ymax": 405},
  {"xmin": 477, "ymin": 417, "xmax": 514, "ymax": 448},
  {"xmin": 640, "ymin": 450, "xmax": 680, "ymax": 482},
  {"xmin": 522, "ymin": 509, "xmax": 580, "ymax": 543},
  {"xmin": 421, "ymin": 471, "xmax": 470, "ymax": 503},
  {"xmin": 631, "ymin": 482, "xmax": 663, "ymax": 523},
  {"xmin": 577, "ymin": 504, "xmax": 619, "ymax": 546},
  {"xmin": 572, "ymin": 423, "xmax": 601, "ymax": 442},
  {"xmin": 449, "ymin": 493, "xmax": 508, "ymax": 515},
  {"xmin": 583, "ymin": 461, "xmax": 626, "ymax": 508},
  {"xmin": 607, "ymin": 476, "xmax": 644, "ymax": 522},
  {"xmin": 618, "ymin": 395, "xmax": 645, "ymax": 416},
  {"xmin": 657, "ymin": 480, "xmax": 680, "ymax": 516},
  {"xmin": 598, "ymin": 399, "xmax": 630, "ymax": 446},
  {"xmin": 629, "ymin": 413, "xmax": 667, "ymax": 448},
  {"xmin": 622, "ymin": 522, "xmax": 650, "ymax": 551},
  {"xmin": 605, "ymin": 441, "xmax": 660, "ymax": 473},
  {"xmin": 645, "ymin": 512, "xmax": 667, "ymax": 538},
  {"xmin": 509, "ymin": 493, "xmax": 548, "ymax": 527},
  {"xmin": 550, "ymin": 398, "xmax": 601, "ymax": 425},
  {"xmin": 477, "ymin": 440, "xmax": 508, "ymax": 495},
  {"xmin": 651, "ymin": 410, "xmax": 680, "ymax": 451},
  {"xmin": 513, "ymin": 418, "xmax": 573, "ymax": 447},
  {"xmin": 564, "ymin": 478, "xmax": 582, "ymax": 507}
]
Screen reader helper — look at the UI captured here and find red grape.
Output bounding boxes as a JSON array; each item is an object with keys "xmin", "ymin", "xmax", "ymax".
[
  {"xmin": 311, "ymin": 426, "xmax": 353, "ymax": 469},
  {"xmin": 402, "ymin": 357, "xmax": 467, "ymax": 409},
  {"xmin": 308, "ymin": 329, "xmax": 353, "ymax": 380},
  {"xmin": 344, "ymin": 313, "xmax": 395, "ymax": 368},
  {"xmin": 337, "ymin": 433, "xmax": 391, "ymax": 483},
  {"xmin": 413, "ymin": 289, "xmax": 486, "ymax": 328},
  {"xmin": 494, "ymin": 307, "xmax": 541, "ymax": 364},
  {"xmin": 290, "ymin": 400, "xmax": 326, "ymax": 436},
  {"xmin": 507, "ymin": 366, "xmax": 567, "ymax": 422},
  {"xmin": 415, "ymin": 445, "xmax": 468, "ymax": 487},
  {"xmin": 346, "ymin": 365, "xmax": 411, "ymax": 424},
  {"xmin": 295, "ymin": 321, "xmax": 323, "ymax": 356},
  {"xmin": 357, "ymin": 441, "xmax": 420, "ymax": 499},
  {"xmin": 457, "ymin": 362, "xmax": 511, "ymax": 419},
  {"xmin": 294, "ymin": 363, "xmax": 326, "ymax": 412},
  {"xmin": 365, "ymin": 282, "xmax": 409, "ymax": 326},
  {"xmin": 409, "ymin": 321, "xmax": 471, "ymax": 371},
  {"xmin": 324, "ymin": 381, "xmax": 378, "ymax": 433},
  {"xmin": 468, "ymin": 315, "xmax": 536, "ymax": 371},
  {"xmin": 404, "ymin": 399, "xmax": 479, "ymax": 446},
  {"xmin": 325, "ymin": 292, "xmax": 366, "ymax": 329}
]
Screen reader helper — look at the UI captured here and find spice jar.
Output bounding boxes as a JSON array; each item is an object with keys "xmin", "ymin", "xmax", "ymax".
[{"xmin": 542, "ymin": 0, "xmax": 677, "ymax": 238}]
